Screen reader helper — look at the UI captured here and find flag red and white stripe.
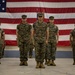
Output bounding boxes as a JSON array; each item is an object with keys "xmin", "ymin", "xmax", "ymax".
[{"xmin": 0, "ymin": 0, "xmax": 75, "ymax": 46}]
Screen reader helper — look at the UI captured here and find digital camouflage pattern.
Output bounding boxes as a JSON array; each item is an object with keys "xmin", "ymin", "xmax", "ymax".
[
  {"xmin": 47, "ymin": 23, "xmax": 58, "ymax": 60},
  {"xmin": 33, "ymin": 21, "xmax": 47, "ymax": 43},
  {"xmin": 33, "ymin": 21, "xmax": 47, "ymax": 63},
  {"xmin": 70, "ymin": 28, "xmax": 75, "ymax": 63},
  {"xmin": 0, "ymin": 28, "xmax": 5, "ymax": 59},
  {"xmin": 17, "ymin": 23, "xmax": 32, "ymax": 62},
  {"xmin": 17, "ymin": 23, "xmax": 31, "ymax": 44}
]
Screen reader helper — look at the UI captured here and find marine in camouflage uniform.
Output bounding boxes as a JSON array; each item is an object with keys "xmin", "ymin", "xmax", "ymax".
[
  {"xmin": 33, "ymin": 13, "xmax": 48, "ymax": 68},
  {"xmin": 70, "ymin": 27, "xmax": 75, "ymax": 65},
  {"xmin": 47, "ymin": 16, "xmax": 59, "ymax": 66},
  {"xmin": 0, "ymin": 22, "xmax": 5, "ymax": 64},
  {"xmin": 16, "ymin": 15, "xmax": 32, "ymax": 66}
]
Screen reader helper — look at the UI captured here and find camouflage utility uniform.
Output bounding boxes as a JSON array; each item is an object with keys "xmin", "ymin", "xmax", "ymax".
[
  {"xmin": 17, "ymin": 16, "xmax": 32, "ymax": 66},
  {"xmin": 33, "ymin": 13, "xmax": 48, "ymax": 68},
  {"xmin": 47, "ymin": 16, "xmax": 59, "ymax": 66}
]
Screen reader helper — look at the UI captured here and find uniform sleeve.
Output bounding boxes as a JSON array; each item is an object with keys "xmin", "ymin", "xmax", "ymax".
[
  {"xmin": 70, "ymin": 30, "xmax": 73, "ymax": 36},
  {"xmin": 1, "ymin": 29, "xmax": 5, "ymax": 39},
  {"xmin": 17, "ymin": 25, "xmax": 19, "ymax": 30},
  {"xmin": 56, "ymin": 26, "xmax": 59, "ymax": 33},
  {"xmin": 33, "ymin": 23, "xmax": 36, "ymax": 31},
  {"xmin": 47, "ymin": 23, "xmax": 49, "ymax": 31},
  {"xmin": 16, "ymin": 25, "xmax": 19, "ymax": 35},
  {"xmin": 29, "ymin": 24, "xmax": 32, "ymax": 30}
]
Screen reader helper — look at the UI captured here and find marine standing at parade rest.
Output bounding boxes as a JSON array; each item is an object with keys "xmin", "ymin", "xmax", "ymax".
[
  {"xmin": 16, "ymin": 15, "xmax": 32, "ymax": 66},
  {"xmin": 47, "ymin": 16, "xmax": 59, "ymax": 66},
  {"xmin": 33, "ymin": 12, "xmax": 49, "ymax": 68}
]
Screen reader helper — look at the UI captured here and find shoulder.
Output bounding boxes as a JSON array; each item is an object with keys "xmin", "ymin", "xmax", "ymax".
[
  {"xmin": 0, "ymin": 29, "xmax": 4, "ymax": 34},
  {"xmin": 70, "ymin": 29, "xmax": 74, "ymax": 34},
  {"xmin": 33, "ymin": 21, "xmax": 38, "ymax": 25},
  {"xmin": 28, "ymin": 23, "xmax": 32, "ymax": 29},
  {"xmin": 70, "ymin": 30, "xmax": 74, "ymax": 36},
  {"xmin": 26, "ymin": 22, "xmax": 30, "ymax": 25},
  {"xmin": 56, "ymin": 25, "xmax": 58, "ymax": 28},
  {"xmin": 42, "ymin": 22, "xmax": 47, "ymax": 27},
  {"xmin": 17, "ymin": 23, "xmax": 22, "ymax": 29},
  {"xmin": 43, "ymin": 22, "xmax": 47, "ymax": 25},
  {"xmin": 27, "ymin": 23, "xmax": 32, "ymax": 27},
  {"xmin": 33, "ymin": 21, "xmax": 38, "ymax": 28},
  {"xmin": 0, "ymin": 28, "xmax": 4, "ymax": 31},
  {"xmin": 17, "ymin": 24, "xmax": 20, "ymax": 27}
]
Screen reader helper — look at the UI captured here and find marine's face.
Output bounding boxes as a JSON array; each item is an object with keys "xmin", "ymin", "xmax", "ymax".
[
  {"xmin": 22, "ymin": 18, "xmax": 27, "ymax": 22},
  {"xmin": 38, "ymin": 16, "xmax": 44, "ymax": 21},
  {"xmin": 49, "ymin": 19, "xmax": 54, "ymax": 23}
]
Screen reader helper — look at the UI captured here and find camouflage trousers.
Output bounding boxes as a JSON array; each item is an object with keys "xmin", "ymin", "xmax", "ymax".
[
  {"xmin": 19, "ymin": 42, "xmax": 30, "ymax": 62},
  {"xmin": 72, "ymin": 45, "xmax": 75, "ymax": 61},
  {"xmin": 35, "ymin": 42, "xmax": 46, "ymax": 63},
  {"xmin": 47, "ymin": 42, "xmax": 57, "ymax": 60},
  {"xmin": 1, "ymin": 44, "xmax": 5, "ymax": 58},
  {"xmin": 0, "ymin": 44, "xmax": 3, "ymax": 59}
]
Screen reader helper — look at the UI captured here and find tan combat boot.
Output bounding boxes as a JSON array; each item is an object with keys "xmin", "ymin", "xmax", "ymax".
[
  {"xmin": 73, "ymin": 59, "xmax": 75, "ymax": 65},
  {"xmin": 50, "ymin": 60, "xmax": 53, "ymax": 65},
  {"xmin": 45, "ymin": 59, "xmax": 48, "ymax": 65},
  {"xmin": 0, "ymin": 59, "xmax": 1, "ymax": 64},
  {"xmin": 36, "ymin": 62, "xmax": 40, "ymax": 69},
  {"xmin": 29, "ymin": 55, "xmax": 32, "ymax": 58},
  {"xmin": 40, "ymin": 63, "xmax": 45, "ymax": 68},
  {"xmin": 73, "ymin": 62, "xmax": 75, "ymax": 65},
  {"xmin": 52, "ymin": 60, "xmax": 56, "ymax": 66},
  {"xmin": 24, "ymin": 61, "xmax": 28, "ymax": 66},
  {"xmin": 20, "ymin": 61, "xmax": 24, "ymax": 66}
]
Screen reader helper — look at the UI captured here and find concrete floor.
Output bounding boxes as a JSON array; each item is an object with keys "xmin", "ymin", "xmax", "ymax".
[{"xmin": 0, "ymin": 58, "xmax": 75, "ymax": 75}]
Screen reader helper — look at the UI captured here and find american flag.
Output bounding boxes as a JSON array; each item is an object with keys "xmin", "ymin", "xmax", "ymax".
[{"xmin": 0, "ymin": 0, "xmax": 75, "ymax": 46}]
